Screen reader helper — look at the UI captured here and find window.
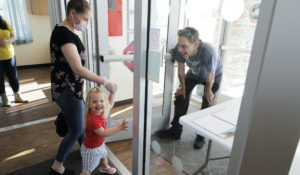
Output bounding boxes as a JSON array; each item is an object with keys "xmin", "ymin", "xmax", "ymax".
[
  {"xmin": 0, "ymin": 0, "xmax": 33, "ymax": 44},
  {"xmin": 220, "ymin": 0, "xmax": 261, "ymax": 98}
]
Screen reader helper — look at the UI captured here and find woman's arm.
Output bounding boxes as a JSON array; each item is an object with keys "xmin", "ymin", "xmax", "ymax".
[
  {"xmin": 0, "ymin": 31, "xmax": 16, "ymax": 47},
  {"xmin": 108, "ymin": 92, "xmax": 115, "ymax": 109},
  {"xmin": 61, "ymin": 43, "xmax": 118, "ymax": 92},
  {"xmin": 8, "ymin": 31, "xmax": 16, "ymax": 43}
]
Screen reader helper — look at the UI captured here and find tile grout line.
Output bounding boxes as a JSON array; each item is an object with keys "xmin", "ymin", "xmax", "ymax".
[{"xmin": 0, "ymin": 116, "xmax": 57, "ymax": 133}]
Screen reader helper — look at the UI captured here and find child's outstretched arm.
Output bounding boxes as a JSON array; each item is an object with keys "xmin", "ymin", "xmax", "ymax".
[{"xmin": 94, "ymin": 119, "xmax": 128, "ymax": 137}]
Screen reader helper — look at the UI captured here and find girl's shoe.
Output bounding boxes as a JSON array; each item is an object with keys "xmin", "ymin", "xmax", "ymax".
[
  {"xmin": 99, "ymin": 165, "xmax": 116, "ymax": 174},
  {"xmin": 1, "ymin": 95, "xmax": 11, "ymax": 107},
  {"xmin": 14, "ymin": 93, "xmax": 28, "ymax": 103}
]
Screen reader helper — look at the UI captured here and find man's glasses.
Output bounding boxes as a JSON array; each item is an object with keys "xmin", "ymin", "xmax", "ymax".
[{"xmin": 178, "ymin": 30, "xmax": 191, "ymax": 37}]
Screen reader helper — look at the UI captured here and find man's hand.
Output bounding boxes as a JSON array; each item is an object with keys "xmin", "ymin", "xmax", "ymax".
[
  {"xmin": 0, "ymin": 39, "xmax": 9, "ymax": 47},
  {"xmin": 174, "ymin": 86, "xmax": 186, "ymax": 99},
  {"xmin": 204, "ymin": 89, "xmax": 214, "ymax": 104}
]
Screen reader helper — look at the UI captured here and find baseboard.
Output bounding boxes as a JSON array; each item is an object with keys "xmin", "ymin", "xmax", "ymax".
[
  {"xmin": 115, "ymin": 98, "xmax": 133, "ymax": 107},
  {"xmin": 17, "ymin": 63, "xmax": 51, "ymax": 69}
]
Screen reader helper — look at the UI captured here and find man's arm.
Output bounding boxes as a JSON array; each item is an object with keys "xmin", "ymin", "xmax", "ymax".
[
  {"xmin": 175, "ymin": 62, "xmax": 186, "ymax": 98},
  {"xmin": 204, "ymin": 72, "xmax": 215, "ymax": 104}
]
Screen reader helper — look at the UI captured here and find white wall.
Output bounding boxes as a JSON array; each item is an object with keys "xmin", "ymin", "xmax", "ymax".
[
  {"xmin": 228, "ymin": 0, "xmax": 300, "ymax": 174},
  {"xmin": 14, "ymin": 0, "xmax": 51, "ymax": 66},
  {"xmin": 109, "ymin": 0, "xmax": 133, "ymax": 101}
]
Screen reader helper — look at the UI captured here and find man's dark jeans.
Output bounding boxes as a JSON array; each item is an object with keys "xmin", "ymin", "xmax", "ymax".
[{"xmin": 171, "ymin": 70, "xmax": 222, "ymax": 138}]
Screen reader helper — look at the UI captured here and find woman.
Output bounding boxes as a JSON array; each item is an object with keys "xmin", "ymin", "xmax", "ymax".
[
  {"xmin": 49, "ymin": 0, "xmax": 118, "ymax": 174},
  {"xmin": 0, "ymin": 16, "xmax": 28, "ymax": 107}
]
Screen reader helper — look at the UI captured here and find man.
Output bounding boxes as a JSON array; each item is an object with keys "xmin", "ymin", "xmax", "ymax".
[{"xmin": 158, "ymin": 27, "xmax": 223, "ymax": 149}]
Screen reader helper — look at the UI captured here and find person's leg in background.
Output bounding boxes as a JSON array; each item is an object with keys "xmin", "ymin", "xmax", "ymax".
[
  {"xmin": 0, "ymin": 56, "xmax": 28, "ymax": 106},
  {"xmin": 50, "ymin": 88, "xmax": 85, "ymax": 175},
  {"xmin": 6, "ymin": 56, "xmax": 28, "ymax": 103},
  {"xmin": 0, "ymin": 59, "xmax": 11, "ymax": 107},
  {"xmin": 193, "ymin": 74, "xmax": 222, "ymax": 149},
  {"xmin": 158, "ymin": 70, "xmax": 199, "ymax": 140}
]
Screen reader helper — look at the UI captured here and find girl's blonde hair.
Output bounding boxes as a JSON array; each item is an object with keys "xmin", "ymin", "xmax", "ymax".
[{"xmin": 84, "ymin": 87, "xmax": 109, "ymax": 118}]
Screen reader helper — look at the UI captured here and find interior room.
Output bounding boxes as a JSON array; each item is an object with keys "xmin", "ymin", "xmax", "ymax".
[{"xmin": 0, "ymin": 0, "xmax": 299, "ymax": 175}]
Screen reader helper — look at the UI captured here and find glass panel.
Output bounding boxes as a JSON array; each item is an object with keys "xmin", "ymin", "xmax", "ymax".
[
  {"xmin": 220, "ymin": 0, "xmax": 261, "ymax": 100},
  {"xmin": 150, "ymin": 0, "xmax": 259, "ymax": 174},
  {"xmin": 148, "ymin": 0, "xmax": 185, "ymax": 174},
  {"xmin": 150, "ymin": 0, "xmax": 169, "ymax": 119},
  {"xmin": 105, "ymin": 0, "xmax": 134, "ymax": 173},
  {"xmin": 108, "ymin": 0, "xmax": 134, "ymax": 122},
  {"xmin": 178, "ymin": 0, "xmax": 224, "ymax": 100},
  {"xmin": 221, "ymin": 51, "xmax": 250, "ymax": 98},
  {"xmin": 185, "ymin": 0, "xmax": 223, "ymax": 45},
  {"xmin": 150, "ymin": 0, "xmax": 232, "ymax": 174}
]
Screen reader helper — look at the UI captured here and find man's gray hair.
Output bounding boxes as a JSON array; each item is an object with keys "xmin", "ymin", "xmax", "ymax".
[{"xmin": 177, "ymin": 27, "xmax": 199, "ymax": 43}]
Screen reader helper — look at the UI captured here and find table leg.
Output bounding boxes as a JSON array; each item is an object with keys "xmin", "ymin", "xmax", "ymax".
[{"xmin": 193, "ymin": 139, "xmax": 212, "ymax": 175}]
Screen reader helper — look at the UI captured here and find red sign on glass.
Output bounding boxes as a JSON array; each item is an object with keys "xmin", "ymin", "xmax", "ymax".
[{"xmin": 108, "ymin": 0, "xmax": 123, "ymax": 36}]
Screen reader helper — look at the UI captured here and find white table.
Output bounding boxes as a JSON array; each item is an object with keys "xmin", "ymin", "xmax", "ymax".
[{"xmin": 179, "ymin": 97, "xmax": 242, "ymax": 175}]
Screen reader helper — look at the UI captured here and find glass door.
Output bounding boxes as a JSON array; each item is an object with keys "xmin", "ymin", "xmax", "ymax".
[
  {"xmin": 148, "ymin": 0, "xmax": 260, "ymax": 174},
  {"xmin": 146, "ymin": 0, "xmax": 184, "ymax": 174},
  {"xmin": 104, "ymin": 0, "xmax": 174, "ymax": 141},
  {"xmin": 94, "ymin": 0, "xmax": 181, "ymax": 173}
]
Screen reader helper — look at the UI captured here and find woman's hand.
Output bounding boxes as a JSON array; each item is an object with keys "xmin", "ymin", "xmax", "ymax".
[
  {"xmin": 0, "ymin": 39, "xmax": 9, "ymax": 47},
  {"xmin": 103, "ymin": 78, "xmax": 118, "ymax": 93}
]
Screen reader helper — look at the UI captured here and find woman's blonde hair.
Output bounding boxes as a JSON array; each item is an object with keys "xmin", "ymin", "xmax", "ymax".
[{"xmin": 84, "ymin": 87, "xmax": 109, "ymax": 118}]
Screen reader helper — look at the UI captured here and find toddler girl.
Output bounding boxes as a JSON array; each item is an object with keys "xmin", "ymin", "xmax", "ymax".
[{"xmin": 80, "ymin": 87, "xmax": 127, "ymax": 175}]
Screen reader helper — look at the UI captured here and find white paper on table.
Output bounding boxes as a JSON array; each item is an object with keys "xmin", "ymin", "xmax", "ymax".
[
  {"xmin": 193, "ymin": 115, "xmax": 236, "ymax": 139},
  {"xmin": 210, "ymin": 106, "xmax": 240, "ymax": 125}
]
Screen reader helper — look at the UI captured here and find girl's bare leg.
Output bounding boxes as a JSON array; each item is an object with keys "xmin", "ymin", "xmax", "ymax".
[{"xmin": 100, "ymin": 156, "xmax": 109, "ymax": 168}]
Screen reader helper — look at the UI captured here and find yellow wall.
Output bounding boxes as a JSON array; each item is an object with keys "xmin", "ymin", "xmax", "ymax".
[{"xmin": 14, "ymin": 0, "xmax": 51, "ymax": 66}]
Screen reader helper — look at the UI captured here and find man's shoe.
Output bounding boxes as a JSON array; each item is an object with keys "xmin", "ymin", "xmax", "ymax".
[
  {"xmin": 158, "ymin": 127, "xmax": 182, "ymax": 140},
  {"xmin": 193, "ymin": 135, "xmax": 205, "ymax": 149}
]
